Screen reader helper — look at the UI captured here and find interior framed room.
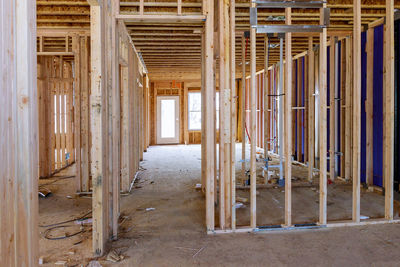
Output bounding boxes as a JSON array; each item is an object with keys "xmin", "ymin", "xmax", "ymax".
[{"xmin": 2, "ymin": 0, "xmax": 400, "ymax": 265}]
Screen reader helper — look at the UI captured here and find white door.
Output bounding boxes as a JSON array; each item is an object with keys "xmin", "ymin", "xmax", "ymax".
[{"xmin": 157, "ymin": 96, "xmax": 180, "ymax": 144}]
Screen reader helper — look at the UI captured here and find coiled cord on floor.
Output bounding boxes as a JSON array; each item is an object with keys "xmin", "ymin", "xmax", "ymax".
[
  {"xmin": 39, "ymin": 210, "xmax": 92, "ymax": 228},
  {"xmin": 43, "ymin": 225, "xmax": 88, "ymax": 240}
]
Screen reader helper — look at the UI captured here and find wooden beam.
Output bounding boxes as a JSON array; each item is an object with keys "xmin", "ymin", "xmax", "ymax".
[
  {"xmin": 218, "ymin": 0, "xmax": 226, "ymax": 230},
  {"xmin": 250, "ymin": 0, "xmax": 257, "ymax": 229},
  {"xmin": 38, "ymin": 57, "xmax": 50, "ymax": 178},
  {"xmin": 319, "ymin": 3, "xmax": 328, "ymax": 225},
  {"xmin": 223, "ymin": 0, "xmax": 231, "ymax": 228},
  {"xmin": 111, "ymin": 0, "xmax": 120, "ymax": 239},
  {"xmin": 116, "ymin": 14, "xmax": 206, "ymax": 23},
  {"xmin": 291, "ymin": 61, "xmax": 296, "ymax": 160},
  {"xmin": 230, "ymin": 0, "xmax": 236, "ymax": 230},
  {"xmin": 264, "ymin": 36, "xmax": 269, "ymax": 162},
  {"xmin": 120, "ymin": 63, "xmax": 130, "ymax": 192},
  {"xmin": 344, "ymin": 37, "xmax": 352, "ymax": 181},
  {"xmin": 384, "ymin": 0, "xmax": 394, "ymax": 220},
  {"xmin": 304, "ymin": 52, "xmax": 309, "ymax": 164},
  {"xmin": 0, "ymin": 0, "xmax": 39, "ymax": 265},
  {"xmin": 352, "ymin": 0, "xmax": 361, "ymax": 223},
  {"xmin": 366, "ymin": 28, "xmax": 374, "ymax": 188},
  {"xmin": 72, "ymin": 35, "xmax": 82, "ymax": 192},
  {"xmin": 37, "ymin": 51, "xmax": 75, "ymax": 56},
  {"xmin": 139, "ymin": 0, "xmax": 144, "ymax": 15},
  {"xmin": 329, "ymin": 37, "xmax": 336, "ymax": 181},
  {"xmin": 308, "ymin": 37, "xmax": 315, "ymax": 182},
  {"xmin": 89, "ymin": 3, "xmax": 109, "ymax": 256},
  {"xmin": 81, "ymin": 36, "xmax": 90, "ymax": 192},
  {"xmin": 146, "ymin": 75, "xmax": 151, "ymax": 149},
  {"xmin": 284, "ymin": 5, "xmax": 292, "ymax": 227},
  {"xmin": 204, "ymin": 0, "xmax": 215, "ymax": 232},
  {"xmin": 177, "ymin": 0, "xmax": 182, "ymax": 15},
  {"xmin": 201, "ymin": 32, "xmax": 206, "ymax": 190},
  {"xmin": 241, "ymin": 35, "xmax": 246, "ymax": 181},
  {"xmin": 340, "ymin": 38, "xmax": 346, "ymax": 179},
  {"xmin": 296, "ymin": 59, "xmax": 302, "ymax": 162}
]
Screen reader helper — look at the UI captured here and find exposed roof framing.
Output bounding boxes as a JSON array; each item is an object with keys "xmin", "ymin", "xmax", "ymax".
[{"xmin": 37, "ymin": 0, "xmax": 399, "ymax": 72}]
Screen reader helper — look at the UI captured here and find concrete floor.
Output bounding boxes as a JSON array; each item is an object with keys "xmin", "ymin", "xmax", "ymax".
[{"xmin": 39, "ymin": 144, "xmax": 400, "ymax": 266}]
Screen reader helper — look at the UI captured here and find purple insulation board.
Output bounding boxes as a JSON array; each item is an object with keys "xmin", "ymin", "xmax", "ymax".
[{"xmin": 373, "ymin": 25, "xmax": 384, "ymax": 187}]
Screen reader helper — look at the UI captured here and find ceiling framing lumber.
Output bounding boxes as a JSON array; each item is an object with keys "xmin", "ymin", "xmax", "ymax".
[{"xmin": 36, "ymin": 0, "xmax": 398, "ymax": 72}]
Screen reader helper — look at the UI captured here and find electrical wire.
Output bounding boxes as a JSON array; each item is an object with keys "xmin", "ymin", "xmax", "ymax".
[
  {"xmin": 43, "ymin": 225, "xmax": 88, "ymax": 240},
  {"xmin": 39, "ymin": 210, "xmax": 92, "ymax": 228}
]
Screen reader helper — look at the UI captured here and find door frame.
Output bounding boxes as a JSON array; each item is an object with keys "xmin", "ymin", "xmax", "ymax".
[{"xmin": 156, "ymin": 95, "xmax": 180, "ymax": 144}]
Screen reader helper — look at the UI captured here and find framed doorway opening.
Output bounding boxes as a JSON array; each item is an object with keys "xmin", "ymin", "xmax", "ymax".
[{"xmin": 157, "ymin": 96, "xmax": 180, "ymax": 144}]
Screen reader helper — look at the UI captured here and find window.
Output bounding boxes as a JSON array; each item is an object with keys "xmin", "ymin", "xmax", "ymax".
[
  {"xmin": 188, "ymin": 92, "xmax": 220, "ymax": 131},
  {"xmin": 188, "ymin": 92, "xmax": 201, "ymax": 130}
]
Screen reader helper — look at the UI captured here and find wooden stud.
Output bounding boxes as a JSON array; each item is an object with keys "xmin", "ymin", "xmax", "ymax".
[
  {"xmin": 340, "ymin": 39, "xmax": 346, "ymax": 179},
  {"xmin": 146, "ymin": 76, "xmax": 151, "ymax": 149},
  {"xmin": 384, "ymin": 0, "xmax": 394, "ymax": 220},
  {"xmin": 291, "ymin": 61, "xmax": 296, "ymax": 158},
  {"xmin": 304, "ymin": 55, "xmax": 309, "ymax": 164},
  {"xmin": 223, "ymin": 0, "xmax": 231, "ymax": 228},
  {"xmin": 353, "ymin": 0, "xmax": 361, "ymax": 223},
  {"xmin": 184, "ymin": 84, "xmax": 189, "ymax": 145},
  {"xmin": 329, "ymin": 37, "xmax": 336, "ymax": 181},
  {"xmin": 55, "ymin": 67, "xmax": 61, "ymax": 170},
  {"xmin": 319, "ymin": 3, "xmax": 328, "ymax": 225},
  {"xmin": 264, "ymin": 36, "xmax": 269, "ymax": 161},
  {"xmin": 344, "ymin": 37, "xmax": 352, "ymax": 181},
  {"xmin": 0, "ymin": 0, "xmax": 39, "ymax": 265},
  {"xmin": 40, "ymin": 36, "xmax": 44, "ymax": 52},
  {"xmin": 241, "ymin": 35, "xmax": 246, "ymax": 180},
  {"xmin": 218, "ymin": 0, "xmax": 226, "ymax": 229},
  {"xmin": 65, "ymin": 62, "xmax": 74, "ymax": 166},
  {"xmin": 366, "ymin": 28, "xmax": 374, "ymax": 187},
  {"xmin": 73, "ymin": 35, "xmax": 82, "ymax": 191},
  {"xmin": 120, "ymin": 63, "xmax": 130, "ymax": 192},
  {"xmin": 201, "ymin": 32, "xmax": 206, "ymax": 190},
  {"xmin": 50, "ymin": 58, "xmax": 56, "ymax": 173},
  {"xmin": 81, "ymin": 36, "xmax": 90, "ymax": 192},
  {"xmin": 60, "ymin": 58, "xmax": 66, "ymax": 168},
  {"xmin": 204, "ymin": 0, "xmax": 215, "ymax": 232},
  {"xmin": 178, "ymin": 0, "xmax": 182, "ymax": 15},
  {"xmin": 65, "ymin": 36, "xmax": 69, "ymax": 52},
  {"xmin": 111, "ymin": 0, "xmax": 120, "ymax": 239},
  {"xmin": 284, "ymin": 5, "xmax": 293, "ymax": 227},
  {"xmin": 296, "ymin": 59, "xmax": 302, "ymax": 162},
  {"xmin": 250, "ymin": 0, "xmax": 257, "ymax": 229},
  {"xmin": 89, "ymin": 2, "xmax": 109, "ymax": 256},
  {"xmin": 308, "ymin": 37, "xmax": 315, "ymax": 182},
  {"xmin": 128, "ymin": 41, "xmax": 136, "ymax": 187},
  {"xmin": 230, "ymin": 0, "xmax": 236, "ymax": 230},
  {"xmin": 139, "ymin": 0, "xmax": 144, "ymax": 15}
]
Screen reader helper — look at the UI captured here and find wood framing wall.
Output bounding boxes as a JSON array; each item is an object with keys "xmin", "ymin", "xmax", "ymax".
[
  {"xmin": 241, "ymin": 18, "xmax": 395, "ymax": 194},
  {"xmin": 37, "ymin": 56, "xmax": 74, "ymax": 178},
  {"xmin": 210, "ymin": 2, "xmax": 397, "ymax": 234},
  {"xmin": 36, "ymin": 9, "xmax": 146, "ymax": 255},
  {"xmin": 2, "ymin": 0, "xmax": 399, "ymax": 264},
  {"xmin": 37, "ymin": 33, "xmax": 92, "ymax": 192},
  {"xmin": 0, "ymin": 0, "xmax": 39, "ymax": 265},
  {"xmin": 88, "ymin": 0, "xmax": 147, "ymax": 255},
  {"xmin": 120, "ymin": 25, "xmax": 146, "ymax": 192}
]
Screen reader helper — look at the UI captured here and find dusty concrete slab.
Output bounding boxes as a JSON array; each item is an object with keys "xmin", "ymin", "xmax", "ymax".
[{"xmin": 39, "ymin": 144, "xmax": 400, "ymax": 266}]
